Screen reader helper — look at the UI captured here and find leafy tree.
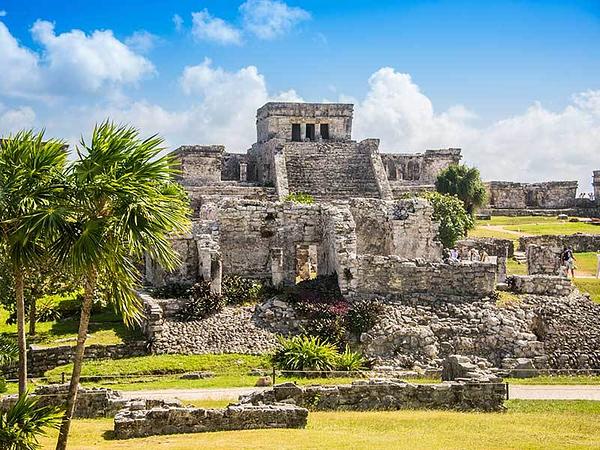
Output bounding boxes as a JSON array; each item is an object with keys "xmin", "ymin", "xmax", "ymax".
[
  {"xmin": 0, "ymin": 131, "xmax": 67, "ymax": 396},
  {"xmin": 435, "ymin": 164, "xmax": 487, "ymax": 214},
  {"xmin": 43, "ymin": 122, "xmax": 191, "ymax": 450},
  {"xmin": 0, "ymin": 393, "xmax": 62, "ymax": 450},
  {"xmin": 423, "ymin": 192, "xmax": 474, "ymax": 248}
]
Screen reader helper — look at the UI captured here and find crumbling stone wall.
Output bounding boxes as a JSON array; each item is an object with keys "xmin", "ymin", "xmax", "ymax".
[
  {"xmin": 240, "ymin": 378, "xmax": 506, "ymax": 413},
  {"xmin": 114, "ymin": 403, "xmax": 308, "ymax": 439},
  {"xmin": 380, "ymin": 149, "xmax": 461, "ymax": 183},
  {"xmin": 526, "ymin": 244, "xmax": 561, "ymax": 275},
  {"xmin": 519, "ymin": 234, "xmax": 600, "ymax": 252},
  {"xmin": 173, "ymin": 145, "xmax": 224, "ymax": 186},
  {"xmin": 355, "ymin": 257, "xmax": 496, "ymax": 298},
  {"xmin": 508, "ymin": 275, "xmax": 574, "ymax": 297},
  {"xmin": 350, "ymin": 198, "xmax": 442, "ymax": 260},
  {"xmin": 486, "ymin": 181, "xmax": 578, "ymax": 209},
  {"xmin": 456, "ymin": 237, "xmax": 514, "ymax": 258}
]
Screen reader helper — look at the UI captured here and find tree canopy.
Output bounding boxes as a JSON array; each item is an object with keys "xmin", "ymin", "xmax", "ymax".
[{"xmin": 435, "ymin": 164, "xmax": 487, "ymax": 214}]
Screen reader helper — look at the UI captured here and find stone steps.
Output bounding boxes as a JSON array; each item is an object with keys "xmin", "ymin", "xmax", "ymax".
[
  {"xmin": 284, "ymin": 142, "xmax": 380, "ymax": 199},
  {"xmin": 514, "ymin": 251, "xmax": 527, "ymax": 264}
]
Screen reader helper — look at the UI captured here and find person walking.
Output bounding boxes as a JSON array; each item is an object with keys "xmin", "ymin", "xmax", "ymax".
[{"xmin": 561, "ymin": 246, "xmax": 577, "ymax": 279}]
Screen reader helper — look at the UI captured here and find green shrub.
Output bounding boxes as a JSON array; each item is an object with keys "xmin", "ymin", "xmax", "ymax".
[
  {"xmin": 335, "ymin": 346, "xmax": 367, "ymax": 371},
  {"xmin": 423, "ymin": 191, "xmax": 474, "ymax": 248},
  {"xmin": 271, "ymin": 335, "xmax": 338, "ymax": 373},
  {"xmin": 222, "ymin": 275, "xmax": 262, "ymax": 305},
  {"xmin": 284, "ymin": 192, "xmax": 314, "ymax": 204},
  {"xmin": 0, "ymin": 378, "xmax": 6, "ymax": 394},
  {"xmin": 176, "ymin": 281, "xmax": 225, "ymax": 321},
  {"xmin": 345, "ymin": 298, "xmax": 384, "ymax": 336}
]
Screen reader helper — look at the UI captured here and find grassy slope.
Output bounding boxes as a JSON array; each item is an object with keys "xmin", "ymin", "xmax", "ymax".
[
  {"xmin": 0, "ymin": 307, "xmax": 140, "ymax": 347},
  {"xmin": 37, "ymin": 401, "xmax": 600, "ymax": 450},
  {"xmin": 574, "ymin": 278, "xmax": 600, "ymax": 303}
]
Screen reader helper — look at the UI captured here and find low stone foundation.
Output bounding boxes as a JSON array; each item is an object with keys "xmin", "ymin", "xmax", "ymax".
[
  {"xmin": 508, "ymin": 275, "xmax": 573, "ymax": 297},
  {"xmin": 240, "ymin": 379, "xmax": 506, "ymax": 413},
  {"xmin": 0, "ymin": 384, "xmax": 178, "ymax": 418},
  {"xmin": 114, "ymin": 403, "xmax": 308, "ymax": 439}
]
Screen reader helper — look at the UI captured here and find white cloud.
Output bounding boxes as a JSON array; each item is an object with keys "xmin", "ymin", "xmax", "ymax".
[
  {"xmin": 30, "ymin": 20, "xmax": 155, "ymax": 94},
  {"xmin": 0, "ymin": 22, "xmax": 43, "ymax": 98},
  {"xmin": 125, "ymin": 30, "xmax": 159, "ymax": 53},
  {"xmin": 191, "ymin": 10, "xmax": 242, "ymax": 45},
  {"xmin": 172, "ymin": 14, "xmax": 184, "ymax": 32},
  {"xmin": 0, "ymin": 104, "xmax": 36, "ymax": 133},
  {"xmin": 240, "ymin": 0, "xmax": 310, "ymax": 39},
  {"xmin": 352, "ymin": 67, "xmax": 600, "ymax": 192}
]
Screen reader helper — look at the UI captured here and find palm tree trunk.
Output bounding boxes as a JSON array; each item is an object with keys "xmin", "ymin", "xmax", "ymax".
[
  {"xmin": 55, "ymin": 269, "xmax": 96, "ymax": 450},
  {"xmin": 14, "ymin": 270, "xmax": 27, "ymax": 397},
  {"xmin": 28, "ymin": 298, "xmax": 36, "ymax": 336}
]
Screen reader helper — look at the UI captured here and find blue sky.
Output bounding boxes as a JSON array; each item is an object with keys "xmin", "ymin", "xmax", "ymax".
[{"xmin": 0, "ymin": 0, "xmax": 599, "ymax": 189}]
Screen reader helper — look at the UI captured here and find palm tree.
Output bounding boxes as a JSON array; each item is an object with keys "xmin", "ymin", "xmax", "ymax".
[
  {"xmin": 0, "ymin": 131, "xmax": 67, "ymax": 396},
  {"xmin": 48, "ymin": 122, "xmax": 190, "ymax": 450},
  {"xmin": 0, "ymin": 392, "xmax": 62, "ymax": 450}
]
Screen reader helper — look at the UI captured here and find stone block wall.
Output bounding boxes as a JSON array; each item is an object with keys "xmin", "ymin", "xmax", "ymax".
[
  {"xmin": 380, "ymin": 148, "xmax": 461, "ymax": 183},
  {"xmin": 114, "ymin": 403, "xmax": 308, "ymax": 439},
  {"xmin": 519, "ymin": 234, "xmax": 600, "ymax": 252},
  {"xmin": 172, "ymin": 145, "xmax": 224, "ymax": 186},
  {"xmin": 526, "ymin": 244, "xmax": 561, "ymax": 275},
  {"xmin": 15, "ymin": 342, "xmax": 148, "ymax": 378},
  {"xmin": 240, "ymin": 378, "xmax": 506, "ymax": 413},
  {"xmin": 486, "ymin": 181, "xmax": 578, "ymax": 209},
  {"xmin": 256, "ymin": 102, "xmax": 353, "ymax": 143},
  {"xmin": 350, "ymin": 198, "xmax": 442, "ymax": 261},
  {"xmin": 355, "ymin": 256, "xmax": 497, "ymax": 298},
  {"xmin": 456, "ymin": 237, "xmax": 514, "ymax": 258},
  {"xmin": 508, "ymin": 275, "xmax": 574, "ymax": 297}
]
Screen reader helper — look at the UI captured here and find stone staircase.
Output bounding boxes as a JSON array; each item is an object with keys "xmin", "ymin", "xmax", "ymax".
[
  {"xmin": 283, "ymin": 141, "xmax": 380, "ymax": 200},
  {"xmin": 514, "ymin": 251, "xmax": 527, "ymax": 265}
]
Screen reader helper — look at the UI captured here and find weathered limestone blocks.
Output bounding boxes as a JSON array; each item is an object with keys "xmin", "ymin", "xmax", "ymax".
[
  {"xmin": 519, "ymin": 233, "xmax": 600, "ymax": 252},
  {"xmin": 355, "ymin": 256, "xmax": 497, "ymax": 298},
  {"xmin": 173, "ymin": 145, "xmax": 225, "ymax": 186},
  {"xmin": 508, "ymin": 275, "xmax": 574, "ymax": 297},
  {"xmin": 381, "ymin": 149, "xmax": 462, "ymax": 184},
  {"xmin": 486, "ymin": 181, "xmax": 578, "ymax": 209},
  {"xmin": 240, "ymin": 378, "xmax": 506, "ymax": 413},
  {"xmin": 526, "ymin": 244, "xmax": 561, "ymax": 275},
  {"xmin": 441, "ymin": 355, "xmax": 501, "ymax": 383},
  {"xmin": 114, "ymin": 403, "xmax": 308, "ymax": 439},
  {"xmin": 0, "ymin": 384, "xmax": 176, "ymax": 419},
  {"xmin": 456, "ymin": 237, "xmax": 514, "ymax": 258}
]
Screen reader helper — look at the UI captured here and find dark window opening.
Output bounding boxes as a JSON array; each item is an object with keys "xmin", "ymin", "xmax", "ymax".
[
  {"xmin": 306, "ymin": 123, "xmax": 315, "ymax": 141},
  {"xmin": 320, "ymin": 123, "xmax": 330, "ymax": 140},
  {"xmin": 291, "ymin": 124, "xmax": 301, "ymax": 142}
]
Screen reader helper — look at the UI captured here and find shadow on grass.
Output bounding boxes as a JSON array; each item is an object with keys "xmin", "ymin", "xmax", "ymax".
[{"xmin": 101, "ymin": 430, "xmax": 116, "ymax": 441}]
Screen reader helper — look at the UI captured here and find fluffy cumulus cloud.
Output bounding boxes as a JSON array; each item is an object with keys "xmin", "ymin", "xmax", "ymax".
[
  {"xmin": 0, "ymin": 104, "xmax": 36, "ymax": 133},
  {"xmin": 240, "ymin": 0, "xmax": 310, "ymax": 39},
  {"xmin": 191, "ymin": 10, "xmax": 242, "ymax": 45},
  {"xmin": 352, "ymin": 67, "xmax": 600, "ymax": 191},
  {"xmin": 125, "ymin": 30, "xmax": 159, "ymax": 53},
  {"xmin": 0, "ymin": 19, "xmax": 154, "ymax": 100},
  {"xmin": 30, "ymin": 20, "xmax": 155, "ymax": 93}
]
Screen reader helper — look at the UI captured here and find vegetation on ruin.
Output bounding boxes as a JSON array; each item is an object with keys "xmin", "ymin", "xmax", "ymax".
[
  {"xmin": 284, "ymin": 192, "xmax": 315, "ymax": 204},
  {"xmin": 35, "ymin": 400, "xmax": 600, "ymax": 449},
  {"xmin": 435, "ymin": 164, "xmax": 487, "ymax": 214},
  {"xmin": 423, "ymin": 192, "xmax": 474, "ymax": 248}
]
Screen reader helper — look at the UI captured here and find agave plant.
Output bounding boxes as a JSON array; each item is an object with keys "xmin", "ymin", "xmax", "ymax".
[
  {"xmin": 0, "ymin": 393, "xmax": 62, "ymax": 450},
  {"xmin": 271, "ymin": 335, "xmax": 338, "ymax": 373}
]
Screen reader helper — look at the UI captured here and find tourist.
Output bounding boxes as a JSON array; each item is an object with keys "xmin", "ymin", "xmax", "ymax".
[
  {"xmin": 469, "ymin": 248, "xmax": 480, "ymax": 261},
  {"xmin": 449, "ymin": 248, "xmax": 460, "ymax": 263},
  {"xmin": 480, "ymin": 250, "xmax": 489, "ymax": 262},
  {"xmin": 561, "ymin": 246, "xmax": 577, "ymax": 279}
]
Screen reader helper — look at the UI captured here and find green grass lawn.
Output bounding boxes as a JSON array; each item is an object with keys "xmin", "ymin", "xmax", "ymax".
[
  {"xmin": 574, "ymin": 278, "xmax": 600, "ymax": 303},
  {"xmin": 0, "ymin": 307, "xmax": 141, "ymax": 348},
  {"xmin": 504, "ymin": 221, "xmax": 600, "ymax": 236},
  {"xmin": 506, "ymin": 258, "xmax": 528, "ymax": 275},
  {"xmin": 37, "ymin": 400, "xmax": 600, "ymax": 450}
]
